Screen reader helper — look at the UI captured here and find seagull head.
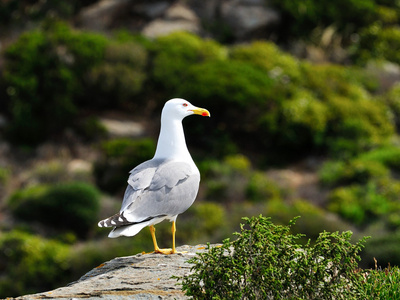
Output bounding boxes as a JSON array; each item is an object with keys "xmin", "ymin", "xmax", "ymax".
[{"xmin": 162, "ymin": 98, "xmax": 210, "ymax": 121}]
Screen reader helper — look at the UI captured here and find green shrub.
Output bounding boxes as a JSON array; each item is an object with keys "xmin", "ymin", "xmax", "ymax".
[
  {"xmin": 328, "ymin": 179, "xmax": 400, "ymax": 226},
  {"xmin": 201, "ymin": 155, "xmax": 251, "ymax": 202},
  {"xmin": 362, "ymin": 265, "xmax": 400, "ymax": 299},
  {"xmin": 180, "ymin": 216, "xmax": 367, "ymax": 299},
  {"xmin": 3, "ymin": 22, "xmax": 108, "ymax": 145},
  {"xmin": 94, "ymin": 138, "xmax": 156, "ymax": 193},
  {"xmin": 0, "ymin": 231, "xmax": 70, "ymax": 297},
  {"xmin": 356, "ymin": 24, "xmax": 400, "ymax": 65},
  {"xmin": 86, "ymin": 41, "xmax": 148, "ymax": 108},
  {"xmin": 319, "ymin": 159, "xmax": 389, "ymax": 187},
  {"xmin": 265, "ymin": 199, "xmax": 351, "ymax": 241},
  {"xmin": 301, "ymin": 64, "xmax": 371, "ymax": 102},
  {"xmin": 326, "ymin": 96, "xmax": 394, "ymax": 158},
  {"xmin": 230, "ymin": 41, "xmax": 302, "ymax": 84},
  {"xmin": 0, "ymin": 167, "xmax": 10, "ymax": 185},
  {"xmin": 358, "ymin": 145, "xmax": 400, "ymax": 171},
  {"xmin": 383, "ymin": 83, "xmax": 400, "ymax": 129},
  {"xmin": 273, "ymin": 89, "xmax": 328, "ymax": 151},
  {"xmin": 8, "ymin": 182, "xmax": 101, "ymax": 238},
  {"xmin": 246, "ymin": 171, "xmax": 281, "ymax": 202},
  {"xmin": 151, "ymin": 31, "xmax": 226, "ymax": 93},
  {"xmin": 179, "ymin": 59, "xmax": 275, "ymax": 110},
  {"xmin": 271, "ymin": 0, "xmax": 376, "ymax": 38},
  {"xmin": 178, "ymin": 202, "xmax": 227, "ymax": 243}
]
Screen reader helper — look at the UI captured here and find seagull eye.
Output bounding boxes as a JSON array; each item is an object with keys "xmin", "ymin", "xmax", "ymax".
[{"xmin": 182, "ymin": 103, "xmax": 188, "ymax": 107}]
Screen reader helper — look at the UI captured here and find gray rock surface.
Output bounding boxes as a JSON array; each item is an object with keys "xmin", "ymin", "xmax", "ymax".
[
  {"xmin": 75, "ymin": 0, "xmax": 281, "ymax": 41},
  {"xmin": 14, "ymin": 244, "xmax": 215, "ymax": 300}
]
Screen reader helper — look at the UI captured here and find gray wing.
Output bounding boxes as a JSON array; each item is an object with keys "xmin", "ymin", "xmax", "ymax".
[{"xmin": 120, "ymin": 159, "xmax": 200, "ymax": 223}]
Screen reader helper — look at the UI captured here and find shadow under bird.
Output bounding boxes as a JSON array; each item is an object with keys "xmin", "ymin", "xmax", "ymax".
[{"xmin": 98, "ymin": 98, "xmax": 210, "ymax": 254}]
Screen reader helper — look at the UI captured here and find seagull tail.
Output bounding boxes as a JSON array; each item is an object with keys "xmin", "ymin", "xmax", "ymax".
[
  {"xmin": 98, "ymin": 212, "xmax": 129, "ymax": 228},
  {"xmin": 108, "ymin": 221, "xmax": 151, "ymax": 238}
]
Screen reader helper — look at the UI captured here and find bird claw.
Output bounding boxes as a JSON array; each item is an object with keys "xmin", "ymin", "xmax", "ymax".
[
  {"xmin": 143, "ymin": 248, "xmax": 187, "ymax": 255},
  {"xmin": 155, "ymin": 248, "xmax": 174, "ymax": 255}
]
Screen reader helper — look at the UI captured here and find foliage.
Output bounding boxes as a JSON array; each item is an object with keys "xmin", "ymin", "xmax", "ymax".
[
  {"xmin": 0, "ymin": 0, "xmax": 97, "ymax": 25},
  {"xmin": 0, "ymin": 231, "xmax": 70, "ymax": 297},
  {"xmin": 230, "ymin": 41, "xmax": 302, "ymax": 84},
  {"xmin": 358, "ymin": 145, "xmax": 400, "ymax": 171},
  {"xmin": 362, "ymin": 265, "xmax": 400, "ymax": 299},
  {"xmin": 383, "ymin": 83, "xmax": 400, "ymax": 130},
  {"xmin": 180, "ymin": 216, "xmax": 367, "ymax": 299},
  {"xmin": 325, "ymin": 96, "xmax": 394, "ymax": 158},
  {"xmin": 246, "ymin": 171, "xmax": 282, "ymax": 202},
  {"xmin": 328, "ymin": 179, "xmax": 400, "ymax": 227},
  {"xmin": 151, "ymin": 31, "xmax": 226, "ymax": 94},
  {"xmin": 8, "ymin": 182, "xmax": 101, "ymax": 238},
  {"xmin": 356, "ymin": 24, "xmax": 400, "ymax": 65},
  {"xmin": 0, "ymin": 167, "xmax": 10, "ymax": 185},
  {"xmin": 319, "ymin": 159, "xmax": 389, "ymax": 187},
  {"xmin": 3, "ymin": 22, "xmax": 108, "ymax": 145},
  {"xmin": 200, "ymin": 155, "xmax": 251, "ymax": 202},
  {"xmin": 271, "ymin": 0, "xmax": 376, "ymax": 39},
  {"xmin": 94, "ymin": 138, "xmax": 156, "ymax": 193},
  {"xmin": 86, "ymin": 41, "xmax": 148, "ymax": 108},
  {"xmin": 178, "ymin": 202, "xmax": 227, "ymax": 243}
]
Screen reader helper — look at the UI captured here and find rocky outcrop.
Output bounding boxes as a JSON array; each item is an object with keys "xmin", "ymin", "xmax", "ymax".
[
  {"xmin": 14, "ymin": 244, "xmax": 214, "ymax": 300},
  {"xmin": 76, "ymin": 0, "xmax": 281, "ymax": 41}
]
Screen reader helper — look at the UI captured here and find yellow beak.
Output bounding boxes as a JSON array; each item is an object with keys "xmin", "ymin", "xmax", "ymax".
[{"xmin": 191, "ymin": 107, "xmax": 211, "ymax": 117}]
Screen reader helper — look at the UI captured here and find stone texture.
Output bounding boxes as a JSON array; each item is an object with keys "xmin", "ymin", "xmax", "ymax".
[
  {"xmin": 221, "ymin": 0, "xmax": 280, "ymax": 40},
  {"xmin": 75, "ymin": 0, "xmax": 281, "ymax": 41},
  {"xmin": 142, "ymin": 3, "xmax": 201, "ymax": 38},
  {"xmin": 99, "ymin": 118, "xmax": 144, "ymax": 138},
  {"xmin": 77, "ymin": 0, "xmax": 133, "ymax": 30},
  {"xmin": 13, "ymin": 244, "xmax": 216, "ymax": 300}
]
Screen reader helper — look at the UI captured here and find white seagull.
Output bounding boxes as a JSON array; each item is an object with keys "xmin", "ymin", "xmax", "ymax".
[{"xmin": 98, "ymin": 98, "xmax": 210, "ymax": 254}]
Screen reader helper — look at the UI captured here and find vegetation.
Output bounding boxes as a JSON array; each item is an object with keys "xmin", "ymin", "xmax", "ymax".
[
  {"xmin": 180, "ymin": 216, "xmax": 368, "ymax": 299},
  {"xmin": 0, "ymin": 231, "xmax": 70, "ymax": 296},
  {"xmin": 1, "ymin": 0, "xmax": 400, "ymax": 297},
  {"xmin": 8, "ymin": 182, "xmax": 101, "ymax": 238}
]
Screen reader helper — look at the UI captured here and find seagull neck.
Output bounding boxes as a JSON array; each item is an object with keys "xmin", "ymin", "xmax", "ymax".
[{"xmin": 153, "ymin": 118, "xmax": 192, "ymax": 161}]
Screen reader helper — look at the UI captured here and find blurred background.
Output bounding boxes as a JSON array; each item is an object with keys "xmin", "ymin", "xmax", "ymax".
[{"xmin": 1, "ymin": 0, "xmax": 400, "ymax": 297}]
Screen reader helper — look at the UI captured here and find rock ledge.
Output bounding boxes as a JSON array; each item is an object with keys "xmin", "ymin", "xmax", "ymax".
[{"xmin": 14, "ymin": 244, "xmax": 215, "ymax": 300}]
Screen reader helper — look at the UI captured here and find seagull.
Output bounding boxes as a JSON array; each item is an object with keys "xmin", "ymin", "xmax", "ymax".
[{"xmin": 98, "ymin": 98, "xmax": 210, "ymax": 254}]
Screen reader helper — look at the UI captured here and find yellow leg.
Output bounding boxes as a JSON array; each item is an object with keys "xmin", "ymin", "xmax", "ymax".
[
  {"xmin": 149, "ymin": 225, "xmax": 159, "ymax": 251},
  {"xmin": 171, "ymin": 221, "xmax": 176, "ymax": 254},
  {"xmin": 148, "ymin": 225, "xmax": 173, "ymax": 255}
]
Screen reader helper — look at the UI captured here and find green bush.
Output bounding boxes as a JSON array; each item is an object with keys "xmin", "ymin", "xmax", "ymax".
[
  {"xmin": 230, "ymin": 41, "xmax": 302, "ymax": 84},
  {"xmin": 8, "ymin": 182, "xmax": 101, "ymax": 238},
  {"xmin": 86, "ymin": 41, "xmax": 148, "ymax": 108},
  {"xmin": 328, "ymin": 179, "xmax": 400, "ymax": 226},
  {"xmin": 358, "ymin": 145, "xmax": 400, "ymax": 171},
  {"xmin": 151, "ymin": 31, "xmax": 226, "ymax": 94},
  {"xmin": 383, "ymin": 83, "xmax": 400, "ymax": 129},
  {"xmin": 265, "ymin": 199, "xmax": 351, "ymax": 241},
  {"xmin": 271, "ymin": 0, "xmax": 376, "ymax": 38},
  {"xmin": 178, "ymin": 202, "xmax": 227, "ymax": 243},
  {"xmin": 356, "ymin": 24, "xmax": 400, "ymax": 65},
  {"xmin": 246, "ymin": 171, "xmax": 281, "ymax": 202},
  {"xmin": 319, "ymin": 159, "xmax": 389, "ymax": 187},
  {"xmin": 94, "ymin": 138, "xmax": 156, "ymax": 193},
  {"xmin": 362, "ymin": 265, "xmax": 400, "ymax": 299},
  {"xmin": 0, "ymin": 231, "xmax": 70, "ymax": 297},
  {"xmin": 326, "ymin": 96, "xmax": 394, "ymax": 158},
  {"xmin": 180, "ymin": 215, "xmax": 367, "ymax": 299},
  {"xmin": 301, "ymin": 64, "xmax": 372, "ymax": 102},
  {"xmin": 201, "ymin": 155, "xmax": 251, "ymax": 202},
  {"xmin": 3, "ymin": 22, "xmax": 108, "ymax": 145}
]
